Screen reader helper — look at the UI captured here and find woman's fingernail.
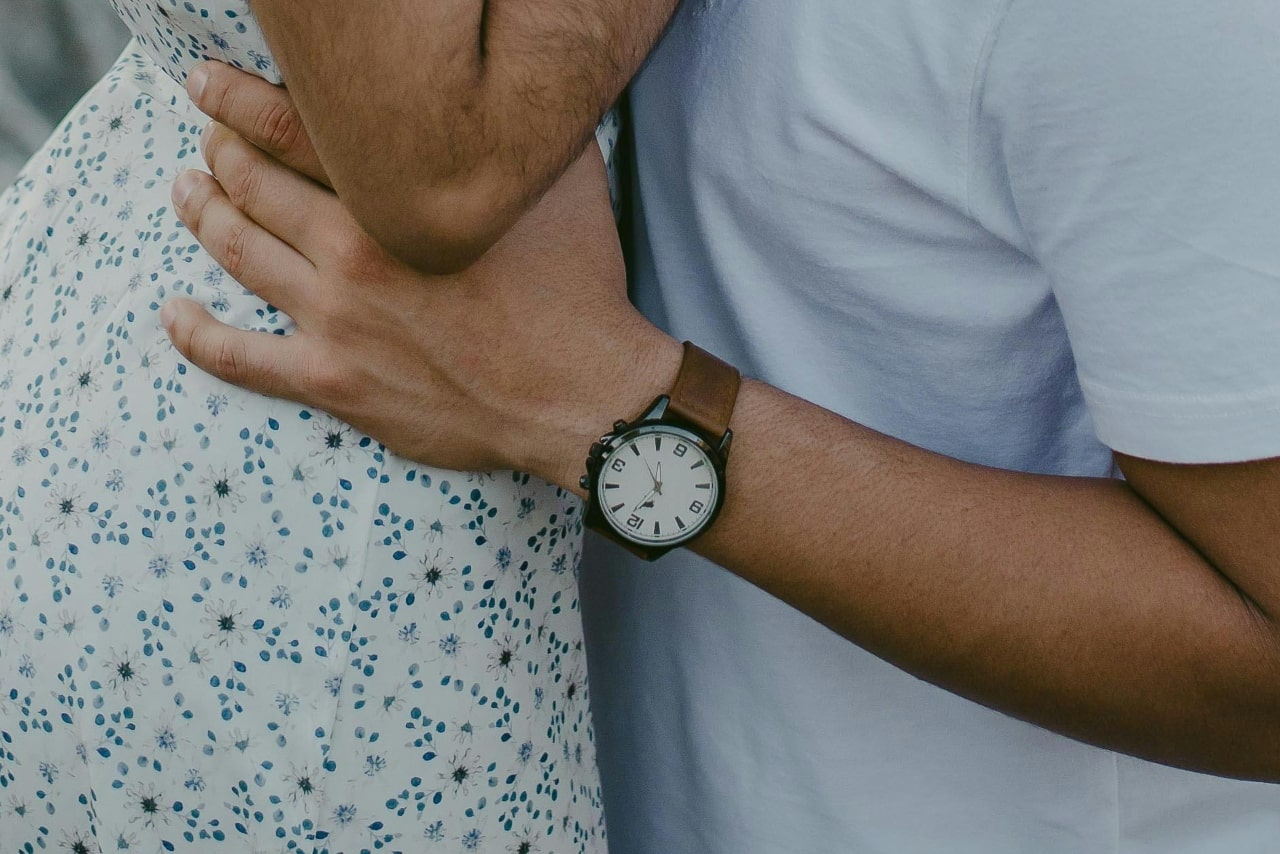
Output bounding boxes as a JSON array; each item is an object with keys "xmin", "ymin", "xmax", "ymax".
[
  {"xmin": 172, "ymin": 171, "xmax": 198, "ymax": 208},
  {"xmin": 160, "ymin": 301, "xmax": 178, "ymax": 329},
  {"xmin": 187, "ymin": 64, "xmax": 209, "ymax": 104}
]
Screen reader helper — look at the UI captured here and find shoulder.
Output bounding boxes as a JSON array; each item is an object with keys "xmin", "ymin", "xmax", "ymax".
[
  {"xmin": 975, "ymin": 0, "xmax": 1280, "ymax": 248},
  {"xmin": 983, "ymin": 1, "xmax": 1280, "ymax": 120},
  {"xmin": 970, "ymin": 1, "xmax": 1280, "ymax": 465}
]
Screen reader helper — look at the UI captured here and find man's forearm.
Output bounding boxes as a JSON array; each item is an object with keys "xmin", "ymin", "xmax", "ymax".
[
  {"xmin": 164, "ymin": 100, "xmax": 1280, "ymax": 782},
  {"xmin": 557, "ymin": 370, "xmax": 1280, "ymax": 781},
  {"xmin": 247, "ymin": 0, "xmax": 677, "ymax": 271}
]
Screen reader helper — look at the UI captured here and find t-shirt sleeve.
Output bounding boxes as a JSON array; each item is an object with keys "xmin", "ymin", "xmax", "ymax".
[{"xmin": 978, "ymin": 0, "xmax": 1280, "ymax": 464}]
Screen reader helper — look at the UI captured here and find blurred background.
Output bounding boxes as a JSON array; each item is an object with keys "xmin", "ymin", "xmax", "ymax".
[{"xmin": 1, "ymin": 0, "xmax": 129, "ymax": 184}]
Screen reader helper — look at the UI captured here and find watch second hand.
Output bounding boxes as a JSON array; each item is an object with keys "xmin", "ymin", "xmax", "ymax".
[{"xmin": 642, "ymin": 453, "xmax": 659, "ymax": 486}]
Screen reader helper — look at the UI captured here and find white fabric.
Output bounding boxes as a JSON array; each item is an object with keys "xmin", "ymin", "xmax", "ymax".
[
  {"xmin": 0, "ymin": 3, "xmax": 612, "ymax": 850},
  {"xmin": 582, "ymin": 1, "xmax": 1280, "ymax": 851}
]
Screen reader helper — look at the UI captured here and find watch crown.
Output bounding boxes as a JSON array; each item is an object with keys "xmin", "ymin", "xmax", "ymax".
[{"xmin": 578, "ymin": 475, "xmax": 590, "ymax": 490}]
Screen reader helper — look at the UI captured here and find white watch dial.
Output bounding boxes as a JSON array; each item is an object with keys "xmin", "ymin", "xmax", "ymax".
[{"xmin": 596, "ymin": 428, "xmax": 720, "ymax": 546}]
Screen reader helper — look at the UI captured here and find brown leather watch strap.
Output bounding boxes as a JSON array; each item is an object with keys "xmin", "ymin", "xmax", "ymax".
[{"xmin": 667, "ymin": 342, "xmax": 741, "ymax": 439}]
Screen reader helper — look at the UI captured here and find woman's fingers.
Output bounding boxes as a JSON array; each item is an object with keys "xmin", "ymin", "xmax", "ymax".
[
  {"xmin": 187, "ymin": 61, "xmax": 330, "ymax": 187},
  {"xmin": 200, "ymin": 122, "xmax": 337, "ymax": 263},
  {"xmin": 161, "ymin": 298, "xmax": 304, "ymax": 401},
  {"xmin": 172, "ymin": 168, "xmax": 316, "ymax": 317}
]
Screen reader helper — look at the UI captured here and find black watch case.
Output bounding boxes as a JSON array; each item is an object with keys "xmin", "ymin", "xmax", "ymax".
[{"xmin": 580, "ymin": 396, "xmax": 732, "ymax": 562}]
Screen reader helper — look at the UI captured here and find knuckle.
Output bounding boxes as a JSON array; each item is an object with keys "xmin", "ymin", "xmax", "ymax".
[
  {"xmin": 255, "ymin": 99, "xmax": 304, "ymax": 156},
  {"xmin": 220, "ymin": 222, "xmax": 250, "ymax": 279},
  {"xmin": 308, "ymin": 358, "xmax": 355, "ymax": 405},
  {"xmin": 335, "ymin": 230, "xmax": 382, "ymax": 277},
  {"xmin": 228, "ymin": 154, "xmax": 264, "ymax": 212},
  {"xmin": 331, "ymin": 239, "xmax": 364, "ymax": 275},
  {"xmin": 309, "ymin": 289, "xmax": 343, "ymax": 331},
  {"xmin": 210, "ymin": 337, "xmax": 248, "ymax": 381}
]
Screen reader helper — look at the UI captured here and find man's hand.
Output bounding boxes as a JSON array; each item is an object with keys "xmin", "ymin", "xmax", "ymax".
[
  {"xmin": 163, "ymin": 122, "xmax": 681, "ymax": 484},
  {"xmin": 188, "ymin": 0, "xmax": 678, "ymax": 272}
]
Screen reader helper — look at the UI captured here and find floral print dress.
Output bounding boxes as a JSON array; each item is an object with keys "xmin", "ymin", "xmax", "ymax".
[{"xmin": 0, "ymin": 2, "xmax": 617, "ymax": 852}]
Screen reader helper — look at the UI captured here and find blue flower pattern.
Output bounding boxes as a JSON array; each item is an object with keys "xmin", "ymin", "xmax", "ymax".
[{"xmin": 0, "ymin": 2, "xmax": 615, "ymax": 851}]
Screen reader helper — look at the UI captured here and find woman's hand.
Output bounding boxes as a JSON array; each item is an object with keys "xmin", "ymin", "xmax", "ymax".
[
  {"xmin": 164, "ymin": 123, "xmax": 681, "ymax": 490},
  {"xmin": 186, "ymin": 62, "xmax": 329, "ymax": 186}
]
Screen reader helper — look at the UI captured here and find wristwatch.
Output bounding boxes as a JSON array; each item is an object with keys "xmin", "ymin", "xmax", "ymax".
[{"xmin": 580, "ymin": 342, "xmax": 741, "ymax": 561}]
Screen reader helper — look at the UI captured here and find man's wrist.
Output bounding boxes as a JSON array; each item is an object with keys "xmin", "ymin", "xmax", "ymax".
[{"xmin": 521, "ymin": 328, "xmax": 684, "ymax": 498}]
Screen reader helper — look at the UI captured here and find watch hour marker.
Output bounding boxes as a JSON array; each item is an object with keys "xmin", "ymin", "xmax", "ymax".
[
  {"xmin": 675, "ymin": 516, "xmax": 686, "ymax": 531},
  {"xmin": 653, "ymin": 521, "xmax": 661, "ymax": 536},
  {"xmin": 630, "ymin": 444, "xmax": 641, "ymax": 456},
  {"xmin": 690, "ymin": 460, "xmax": 705, "ymax": 469},
  {"xmin": 655, "ymin": 436, "xmax": 662, "ymax": 452},
  {"xmin": 696, "ymin": 483, "xmax": 711, "ymax": 490},
  {"xmin": 604, "ymin": 483, "xmax": 620, "ymax": 490},
  {"xmin": 610, "ymin": 503, "xmax": 625, "ymax": 513}
]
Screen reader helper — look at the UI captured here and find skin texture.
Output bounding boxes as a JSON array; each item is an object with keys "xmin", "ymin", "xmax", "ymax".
[
  {"xmin": 229, "ymin": 0, "xmax": 679, "ymax": 272},
  {"xmin": 166, "ymin": 123, "xmax": 676, "ymax": 476},
  {"xmin": 164, "ymin": 94, "xmax": 1280, "ymax": 782}
]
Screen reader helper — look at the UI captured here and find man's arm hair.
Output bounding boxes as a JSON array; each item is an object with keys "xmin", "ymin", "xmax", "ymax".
[{"xmin": 247, "ymin": 0, "xmax": 678, "ymax": 272}]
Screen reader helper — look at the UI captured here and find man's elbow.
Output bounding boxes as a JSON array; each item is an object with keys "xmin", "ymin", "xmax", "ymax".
[
  {"xmin": 344, "ymin": 173, "xmax": 524, "ymax": 275},
  {"xmin": 1208, "ymin": 626, "xmax": 1280, "ymax": 783}
]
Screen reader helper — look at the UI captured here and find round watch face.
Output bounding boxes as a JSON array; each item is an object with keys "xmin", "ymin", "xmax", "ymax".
[{"xmin": 595, "ymin": 425, "xmax": 722, "ymax": 547}]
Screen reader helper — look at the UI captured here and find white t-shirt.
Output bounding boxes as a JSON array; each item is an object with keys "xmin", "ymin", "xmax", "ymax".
[{"xmin": 582, "ymin": 1, "xmax": 1280, "ymax": 851}]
